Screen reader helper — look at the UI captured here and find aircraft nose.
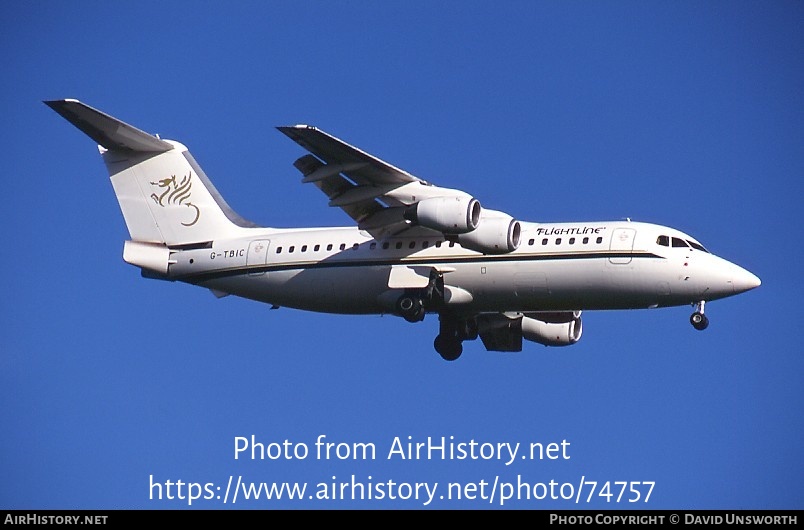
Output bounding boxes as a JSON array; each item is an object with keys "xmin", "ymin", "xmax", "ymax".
[{"xmin": 731, "ymin": 267, "xmax": 761, "ymax": 294}]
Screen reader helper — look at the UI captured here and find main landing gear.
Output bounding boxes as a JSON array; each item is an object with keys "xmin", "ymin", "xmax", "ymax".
[
  {"xmin": 690, "ymin": 300, "xmax": 709, "ymax": 331},
  {"xmin": 394, "ymin": 270, "xmax": 475, "ymax": 361},
  {"xmin": 434, "ymin": 334, "xmax": 462, "ymax": 361},
  {"xmin": 432, "ymin": 313, "xmax": 468, "ymax": 361}
]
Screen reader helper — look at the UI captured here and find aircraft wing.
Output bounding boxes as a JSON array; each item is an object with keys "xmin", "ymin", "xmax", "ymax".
[{"xmin": 277, "ymin": 125, "xmax": 477, "ymax": 239}]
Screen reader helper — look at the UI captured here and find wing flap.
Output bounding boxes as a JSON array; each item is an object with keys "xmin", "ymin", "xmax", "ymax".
[
  {"xmin": 293, "ymin": 154, "xmax": 386, "ymax": 226},
  {"xmin": 278, "ymin": 125, "xmax": 422, "ymax": 186},
  {"xmin": 328, "ymin": 184, "xmax": 401, "ymax": 207},
  {"xmin": 302, "ymin": 161, "xmax": 369, "ymax": 184}
]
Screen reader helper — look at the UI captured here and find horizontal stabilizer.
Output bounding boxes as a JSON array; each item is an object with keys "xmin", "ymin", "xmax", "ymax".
[{"xmin": 44, "ymin": 99, "xmax": 173, "ymax": 153}]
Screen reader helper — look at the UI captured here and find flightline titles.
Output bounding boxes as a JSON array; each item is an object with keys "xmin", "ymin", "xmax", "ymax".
[
  {"xmin": 535, "ymin": 226, "xmax": 605, "ymax": 236},
  {"xmin": 234, "ymin": 435, "xmax": 570, "ymax": 465}
]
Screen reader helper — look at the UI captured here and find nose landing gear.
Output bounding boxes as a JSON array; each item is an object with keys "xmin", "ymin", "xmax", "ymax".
[
  {"xmin": 690, "ymin": 300, "xmax": 709, "ymax": 330},
  {"xmin": 395, "ymin": 269, "xmax": 444, "ymax": 323}
]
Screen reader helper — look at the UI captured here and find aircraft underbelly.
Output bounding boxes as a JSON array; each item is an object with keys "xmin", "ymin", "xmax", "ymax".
[
  {"xmin": 201, "ymin": 255, "xmax": 702, "ymax": 314},
  {"xmin": 449, "ymin": 259, "xmax": 647, "ymax": 311},
  {"xmin": 207, "ymin": 266, "xmax": 393, "ymax": 314}
]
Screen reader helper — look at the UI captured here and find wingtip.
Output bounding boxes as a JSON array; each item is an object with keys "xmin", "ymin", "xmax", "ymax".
[{"xmin": 43, "ymin": 98, "xmax": 79, "ymax": 105}]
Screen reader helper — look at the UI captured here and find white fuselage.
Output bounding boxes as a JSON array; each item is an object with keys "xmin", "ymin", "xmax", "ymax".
[{"xmin": 166, "ymin": 220, "xmax": 759, "ymax": 316}]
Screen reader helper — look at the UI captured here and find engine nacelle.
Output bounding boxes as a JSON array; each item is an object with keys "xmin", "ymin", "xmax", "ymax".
[
  {"xmin": 525, "ymin": 310, "xmax": 582, "ymax": 324},
  {"xmin": 521, "ymin": 315, "xmax": 582, "ymax": 346},
  {"xmin": 475, "ymin": 312, "xmax": 582, "ymax": 351},
  {"xmin": 456, "ymin": 209, "xmax": 521, "ymax": 254},
  {"xmin": 404, "ymin": 196, "xmax": 481, "ymax": 234}
]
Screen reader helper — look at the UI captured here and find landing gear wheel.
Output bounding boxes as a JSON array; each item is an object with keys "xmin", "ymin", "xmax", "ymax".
[
  {"xmin": 690, "ymin": 312, "xmax": 709, "ymax": 330},
  {"xmin": 397, "ymin": 295, "xmax": 425, "ymax": 323},
  {"xmin": 434, "ymin": 335, "xmax": 463, "ymax": 361}
]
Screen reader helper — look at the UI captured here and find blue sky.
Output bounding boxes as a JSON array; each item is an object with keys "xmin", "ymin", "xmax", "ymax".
[{"xmin": 2, "ymin": 1, "xmax": 801, "ymax": 509}]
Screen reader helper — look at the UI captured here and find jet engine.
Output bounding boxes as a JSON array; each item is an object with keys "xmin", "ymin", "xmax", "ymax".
[
  {"xmin": 404, "ymin": 196, "xmax": 481, "ymax": 234},
  {"xmin": 476, "ymin": 311, "xmax": 582, "ymax": 351},
  {"xmin": 521, "ymin": 312, "xmax": 582, "ymax": 346},
  {"xmin": 456, "ymin": 209, "xmax": 521, "ymax": 254}
]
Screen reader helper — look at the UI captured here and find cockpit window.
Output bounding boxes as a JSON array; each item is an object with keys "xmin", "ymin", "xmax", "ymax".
[
  {"xmin": 686, "ymin": 240, "xmax": 709, "ymax": 253},
  {"xmin": 671, "ymin": 237, "xmax": 689, "ymax": 248},
  {"xmin": 657, "ymin": 235, "xmax": 669, "ymax": 247}
]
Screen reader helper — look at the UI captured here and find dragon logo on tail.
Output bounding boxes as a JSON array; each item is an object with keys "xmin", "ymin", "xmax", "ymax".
[{"xmin": 149, "ymin": 172, "xmax": 200, "ymax": 227}]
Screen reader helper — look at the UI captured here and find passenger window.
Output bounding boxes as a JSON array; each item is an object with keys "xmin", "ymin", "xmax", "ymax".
[
  {"xmin": 276, "ymin": 247, "xmax": 282, "ymax": 254},
  {"xmin": 422, "ymin": 241, "xmax": 429, "ymax": 249},
  {"xmin": 582, "ymin": 237, "xmax": 589, "ymax": 244},
  {"xmin": 314, "ymin": 244, "xmax": 320, "ymax": 251},
  {"xmin": 301, "ymin": 245, "xmax": 307, "ymax": 252},
  {"xmin": 396, "ymin": 242, "xmax": 403, "ymax": 249},
  {"xmin": 370, "ymin": 242, "xmax": 376, "ymax": 250},
  {"xmin": 555, "ymin": 238, "xmax": 562, "ymax": 245},
  {"xmin": 542, "ymin": 238, "xmax": 548, "ymax": 245},
  {"xmin": 596, "ymin": 237, "xmax": 603, "ymax": 244},
  {"xmin": 339, "ymin": 243, "xmax": 346, "ymax": 251},
  {"xmin": 382, "ymin": 242, "xmax": 390, "ymax": 249},
  {"xmin": 409, "ymin": 241, "xmax": 416, "ymax": 249},
  {"xmin": 326, "ymin": 244, "xmax": 333, "ymax": 251},
  {"xmin": 352, "ymin": 243, "xmax": 359, "ymax": 250},
  {"xmin": 569, "ymin": 237, "xmax": 575, "ymax": 245},
  {"xmin": 657, "ymin": 235, "xmax": 669, "ymax": 247},
  {"xmin": 528, "ymin": 238, "xmax": 535, "ymax": 245},
  {"xmin": 435, "ymin": 241, "xmax": 442, "ymax": 248},
  {"xmin": 289, "ymin": 246, "xmax": 295, "ymax": 253}
]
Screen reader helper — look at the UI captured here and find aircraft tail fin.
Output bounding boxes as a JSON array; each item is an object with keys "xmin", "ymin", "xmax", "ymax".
[{"xmin": 45, "ymin": 99, "xmax": 257, "ymax": 247}]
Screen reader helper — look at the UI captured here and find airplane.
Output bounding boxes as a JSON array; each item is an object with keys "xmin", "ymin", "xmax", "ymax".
[{"xmin": 45, "ymin": 99, "xmax": 761, "ymax": 361}]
